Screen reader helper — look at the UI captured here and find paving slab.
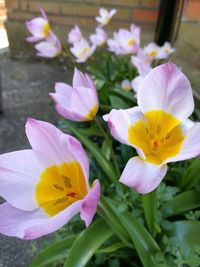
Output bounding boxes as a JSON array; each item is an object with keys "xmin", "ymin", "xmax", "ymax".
[{"xmin": 0, "ymin": 52, "xmax": 72, "ymax": 267}]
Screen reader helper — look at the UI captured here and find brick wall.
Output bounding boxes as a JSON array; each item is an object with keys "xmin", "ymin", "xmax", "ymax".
[{"xmin": 5, "ymin": 0, "xmax": 159, "ymax": 30}]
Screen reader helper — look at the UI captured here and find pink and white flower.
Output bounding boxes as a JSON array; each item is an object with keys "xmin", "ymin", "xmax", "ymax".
[
  {"xmin": 0, "ymin": 119, "xmax": 101, "ymax": 239},
  {"xmin": 104, "ymin": 62, "xmax": 200, "ymax": 194},
  {"xmin": 70, "ymin": 39, "xmax": 95, "ymax": 63},
  {"xmin": 131, "ymin": 49, "xmax": 152, "ymax": 93},
  {"xmin": 50, "ymin": 68, "xmax": 99, "ymax": 121},
  {"xmin": 121, "ymin": 80, "xmax": 132, "ymax": 92},
  {"xmin": 143, "ymin": 42, "xmax": 163, "ymax": 61},
  {"xmin": 96, "ymin": 7, "xmax": 116, "ymax": 27},
  {"xmin": 68, "ymin": 25, "xmax": 83, "ymax": 44},
  {"xmin": 35, "ymin": 31, "xmax": 61, "ymax": 58},
  {"xmin": 90, "ymin": 28, "xmax": 107, "ymax": 47},
  {"xmin": 108, "ymin": 24, "xmax": 140, "ymax": 55},
  {"xmin": 26, "ymin": 9, "xmax": 51, "ymax": 43},
  {"xmin": 160, "ymin": 42, "xmax": 175, "ymax": 58}
]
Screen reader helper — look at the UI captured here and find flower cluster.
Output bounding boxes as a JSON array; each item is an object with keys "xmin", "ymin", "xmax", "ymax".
[
  {"xmin": 0, "ymin": 7, "xmax": 199, "ymax": 249},
  {"xmin": 26, "ymin": 9, "xmax": 61, "ymax": 58}
]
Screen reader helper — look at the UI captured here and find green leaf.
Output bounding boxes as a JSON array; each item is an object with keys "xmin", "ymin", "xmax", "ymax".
[
  {"xmin": 142, "ymin": 189, "xmax": 158, "ymax": 237},
  {"xmin": 64, "ymin": 122, "xmax": 117, "ymax": 183},
  {"xmin": 29, "ymin": 235, "xmax": 75, "ymax": 267},
  {"xmin": 108, "ymin": 88, "xmax": 136, "ymax": 105},
  {"xmin": 168, "ymin": 221, "xmax": 200, "ymax": 247},
  {"xmin": 163, "ymin": 190, "xmax": 200, "ymax": 218},
  {"xmin": 64, "ymin": 219, "xmax": 113, "ymax": 267},
  {"xmin": 101, "ymin": 140, "xmax": 111, "ymax": 160},
  {"xmin": 97, "ymin": 242, "xmax": 126, "ymax": 254},
  {"xmin": 98, "ymin": 197, "xmax": 132, "ymax": 248},
  {"xmin": 104, "ymin": 197, "xmax": 169, "ymax": 267},
  {"xmin": 178, "ymin": 158, "xmax": 200, "ymax": 190},
  {"xmin": 109, "ymin": 95, "xmax": 129, "ymax": 109}
]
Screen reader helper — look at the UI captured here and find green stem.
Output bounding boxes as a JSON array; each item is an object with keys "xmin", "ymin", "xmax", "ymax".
[
  {"xmin": 93, "ymin": 117, "xmax": 120, "ymax": 178},
  {"xmin": 142, "ymin": 189, "xmax": 158, "ymax": 237}
]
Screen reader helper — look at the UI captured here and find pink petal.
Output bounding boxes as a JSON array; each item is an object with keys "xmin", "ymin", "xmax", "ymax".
[
  {"xmin": 164, "ymin": 122, "xmax": 200, "ymax": 164},
  {"xmin": 26, "ymin": 36, "xmax": 43, "ymax": 43},
  {"xmin": 138, "ymin": 62, "xmax": 194, "ymax": 121},
  {"xmin": 26, "ymin": 18, "xmax": 47, "ymax": 37},
  {"xmin": 119, "ymin": 156, "xmax": 167, "ymax": 194},
  {"xmin": 70, "ymin": 86, "xmax": 98, "ymax": 120},
  {"xmin": 54, "ymin": 103, "xmax": 84, "ymax": 121},
  {"xmin": 73, "ymin": 68, "xmax": 90, "ymax": 88},
  {"xmin": 35, "ymin": 41, "xmax": 60, "ymax": 58},
  {"xmin": 80, "ymin": 180, "xmax": 101, "ymax": 227},
  {"xmin": 55, "ymin": 82, "xmax": 73, "ymax": 97},
  {"xmin": 103, "ymin": 107, "xmax": 146, "ymax": 158},
  {"xmin": 0, "ymin": 201, "xmax": 82, "ymax": 239},
  {"xmin": 0, "ymin": 150, "xmax": 53, "ymax": 211},
  {"xmin": 26, "ymin": 119, "xmax": 89, "ymax": 183}
]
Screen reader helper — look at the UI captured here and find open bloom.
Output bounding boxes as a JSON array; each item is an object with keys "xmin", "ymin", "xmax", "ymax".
[
  {"xmin": 70, "ymin": 39, "xmax": 95, "ymax": 63},
  {"xmin": 0, "ymin": 119, "xmax": 100, "ymax": 239},
  {"xmin": 26, "ymin": 9, "xmax": 51, "ymax": 43},
  {"xmin": 96, "ymin": 7, "xmax": 116, "ymax": 27},
  {"xmin": 68, "ymin": 25, "xmax": 83, "ymax": 44},
  {"xmin": 160, "ymin": 42, "xmax": 175, "ymax": 58},
  {"xmin": 143, "ymin": 42, "xmax": 163, "ymax": 61},
  {"xmin": 104, "ymin": 62, "xmax": 200, "ymax": 194},
  {"xmin": 35, "ymin": 31, "xmax": 61, "ymax": 58},
  {"xmin": 90, "ymin": 28, "xmax": 107, "ymax": 47},
  {"xmin": 108, "ymin": 24, "xmax": 140, "ymax": 55},
  {"xmin": 50, "ymin": 68, "xmax": 99, "ymax": 121}
]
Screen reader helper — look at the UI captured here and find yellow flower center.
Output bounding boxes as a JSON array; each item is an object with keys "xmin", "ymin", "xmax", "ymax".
[
  {"xmin": 43, "ymin": 22, "xmax": 50, "ymax": 37},
  {"xmin": 148, "ymin": 50, "xmax": 158, "ymax": 57},
  {"xmin": 127, "ymin": 38, "xmax": 135, "ymax": 46},
  {"xmin": 35, "ymin": 161, "xmax": 87, "ymax": 216},
  {"xmin": 78, "ymin": 47, "xmax": 90, "ymax": 58},
  {"xmin": 128, "ymin": 110, "xmax": 185, "ymax": 165},
  {"xmin": 85, "ymin": 104, "xmax": 99, "ymax": 120}
]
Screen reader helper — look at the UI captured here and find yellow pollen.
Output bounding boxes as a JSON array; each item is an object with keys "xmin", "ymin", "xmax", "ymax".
[
  {"xmin": 78, "ymin": 47, "xmax": 90, "ymax": 58},
  {"xmin": 35, "ymin": 161, "xmax": 87, "ymax": 216},
  {"xmin": 85, "ymin": 104, "xmax": 99, "ymax": 120},
  {"xmin": 128, "ymin": 110, "xmax": 185, "ymax": 165},
  {"xmin": 127, "ymin": 38, "xmax": 135, "ymax": 46},
  {"xmin": 148, "ymin": 50, "xmax": 158, "ymax": 57},
  {"xmin": 43, "ymin": 22, "xmax": 50, "ymax": 37}
]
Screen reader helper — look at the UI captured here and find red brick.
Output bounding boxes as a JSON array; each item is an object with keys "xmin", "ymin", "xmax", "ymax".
[
  {"xmin": 5, "ymin": 0, "xmax": 19, "ymax": 10},
  {"xmin": 140, "ymin": 0, "xmax": 158, "ymax": 7},
  {"xmin": 20, "ymin": 0, "xmax": 28, "ymax": 11},
  {"xmin": 60, "ymin": 3, "xmax": 98, "ymax": 17},
  {"xmin": 101, "ymin": 0, "xmax": 139, "ymax": 6},
  {"xmin": 7, "ymin": 10, "xmax": 33, "ymax": 20},
  {"xmin": 132, "ymin": 9, "xmax": 158, "ymax": 21},
  {"xmin": 29, "ymin": 1, "xmax": 60, "ymax": 14},
  {"xmin": 185, "ymin": 0, "xmax": 200, "ymax": 21},
  {"xmin": 49, "ymin": 15, "xmax": 95, "ymax": 28}
]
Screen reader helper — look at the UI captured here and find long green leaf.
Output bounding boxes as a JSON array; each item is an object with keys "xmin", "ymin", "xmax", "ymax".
[
  {"xmin": 64, "ymin": 219, "xmax": 113, "ymax": 267},
  {"xmin": 105, "ymin": 197, "xmax": 169, "ymax": 267},
  {"xmin": 29, "ymin": 235, "xmax": 75, "ymax": 267},
  {"xmin": 97, "ymin": 242, "xmax": 126, "ymax": 254},
  {"xmin": 142, "ymin": 189, "xmax": 158, "ymax": 237},
  {"xmin": 64, "ymin": 122, "xmax": 117, "ymax": 183},
  {"xmin": 98, "ymin": 197, "xmax": 132, "ymax": 248},
  {"xmin": 163, "ymin": 190, "xmax": 200, "ymax": 218},
  {"xmin": 178, "ymin": 158, "xmax": 200, "ymax": 190}
]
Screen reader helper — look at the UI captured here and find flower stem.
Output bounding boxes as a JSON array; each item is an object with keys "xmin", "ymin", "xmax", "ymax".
[{"xmin": 93, "ymin": 117, "xmax": 120, "ymax": 178}]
